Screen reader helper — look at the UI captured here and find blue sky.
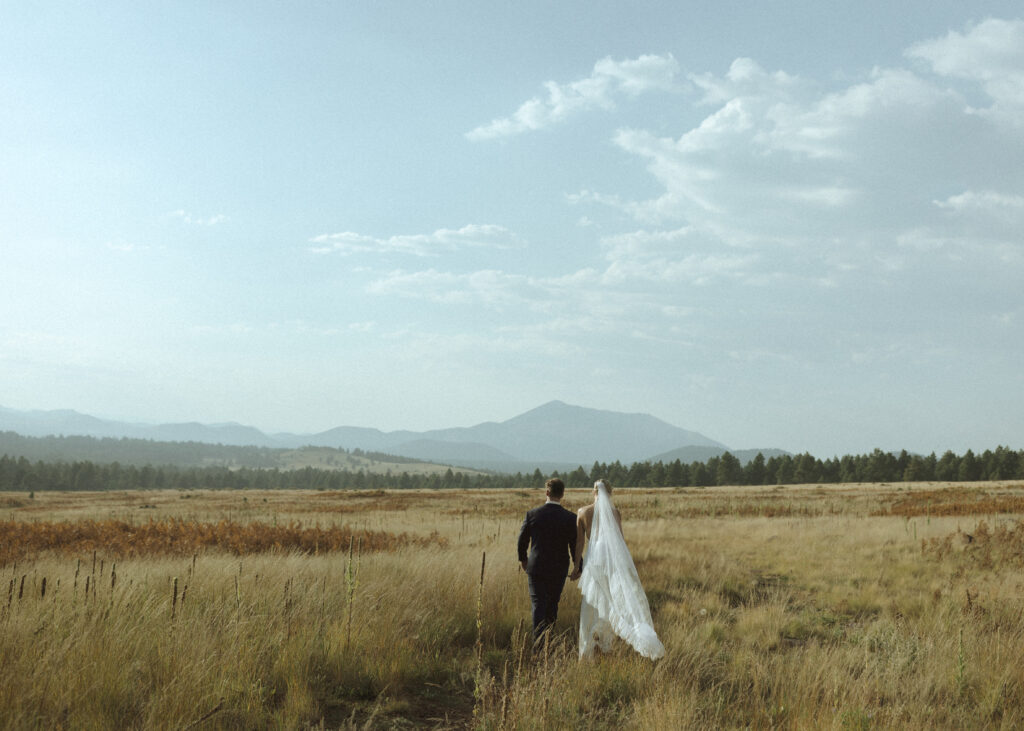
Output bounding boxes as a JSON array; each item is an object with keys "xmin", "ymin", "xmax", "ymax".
[{"xmin": 2, "ymin": 2, "xmax": 1023, "ymax": 456}]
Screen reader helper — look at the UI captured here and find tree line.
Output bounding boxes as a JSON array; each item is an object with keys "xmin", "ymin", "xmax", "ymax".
[
  {"xmin": 0, "ymin": 431, "xmax": 424, "ymax": 471},
  {"xmin": 554, "ymin": 446, "xmax": 1023, "ymax": 487},
  {"xmin": 0, "ymin": 457, "xmax": 514, "ymax": 493},
  {"xmin": 1, "ymin": 446, "xmax": 1022, "ymax": 493}
]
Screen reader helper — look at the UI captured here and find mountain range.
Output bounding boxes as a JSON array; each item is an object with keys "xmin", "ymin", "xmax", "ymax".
[{"xmin": 0, "ymin": 401, "xmax": 778, "ymax": 472}]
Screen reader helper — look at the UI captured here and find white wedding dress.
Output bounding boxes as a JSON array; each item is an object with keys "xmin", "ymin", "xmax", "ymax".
[{"xmin": 578, "ymin": 482, "xmax": 665, "ymax": 659}]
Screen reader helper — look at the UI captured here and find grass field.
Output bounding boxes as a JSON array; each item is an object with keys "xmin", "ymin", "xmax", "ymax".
[
  {"xmin": 274, "ymin": 447, "xmax": 489, "ymax": 476},
  {"xmin": 3, "ymin": 481, "xmax": 1024, "ymax": 729}
]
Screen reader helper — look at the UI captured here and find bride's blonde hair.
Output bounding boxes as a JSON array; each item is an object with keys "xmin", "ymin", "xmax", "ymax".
[{"xmin": 594, "ymin": 479, "xmax": 612, "ymax": 494}]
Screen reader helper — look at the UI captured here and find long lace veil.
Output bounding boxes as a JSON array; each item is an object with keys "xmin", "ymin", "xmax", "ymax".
[{"xmin": 578, "ymin": 481, "xmax": 665, "ymax": 659}]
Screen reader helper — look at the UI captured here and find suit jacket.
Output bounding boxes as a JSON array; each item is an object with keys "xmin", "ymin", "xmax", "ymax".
[{"xmin": 517, "ymin": 502, "xmax": 578, "ymax": 579}]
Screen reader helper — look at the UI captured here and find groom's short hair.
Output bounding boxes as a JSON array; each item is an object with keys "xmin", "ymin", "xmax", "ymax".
[{"xmin": 545, "ymin": 478, "xmax": 565, "ymax": 498}]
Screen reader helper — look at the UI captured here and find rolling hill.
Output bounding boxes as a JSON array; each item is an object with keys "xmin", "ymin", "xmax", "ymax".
[{"xmin": 0, "ymin": 401, "xmax": 763, "ymax": 472}]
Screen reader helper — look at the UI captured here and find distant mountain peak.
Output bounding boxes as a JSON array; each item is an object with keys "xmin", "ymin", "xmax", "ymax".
[{"xmin": 0, "ymin": 401, "xmax": 729, "ymax": 472}]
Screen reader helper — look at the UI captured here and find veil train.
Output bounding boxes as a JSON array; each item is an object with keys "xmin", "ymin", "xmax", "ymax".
[{"xmin": 578, "ymin": 482, "xmax": 665, "ymax": 659}]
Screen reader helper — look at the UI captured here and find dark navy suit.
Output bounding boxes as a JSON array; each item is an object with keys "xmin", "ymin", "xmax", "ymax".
[{"xmin": 517, "ymin": 501, "xmax": 578, "ymax": 640}]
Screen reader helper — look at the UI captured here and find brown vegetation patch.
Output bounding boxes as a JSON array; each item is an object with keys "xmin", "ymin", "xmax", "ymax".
[
  {"xmin": 671, "ymin": 502, "xmax": 837, "ymax": 519},
  {"xmin": 313, "ymin": 489, "xmax": 388, "ymax": 500},
  {"xmin": 0, "ymin": 518, "xmax": 446, "ymax": 563},
  {"xmin": 444, "ymin": 503, "xmax": 533, "ymax": 518},
  {"xmin": 311, "ymin": 489, "xmax": 511, "ymax": 513},
  {"xmin": 923, "ymin": 519, "xmax": 1024, "ymax": 569},
  {"xmin": 614, "ymin": 498, "xmax": 843, "ymax": 520},
  {"xmin": 875, "ymin": 486, "xmax": 1024, "ymax": 517}
]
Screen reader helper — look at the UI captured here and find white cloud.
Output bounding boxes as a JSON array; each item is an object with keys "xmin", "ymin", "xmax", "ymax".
[
  {"xmin": 925, "ymin": 190, "xmax": 1024, "ymax": 259},
  {"xmin": 894, "ymin": 228, "xmax": 961, "ymax": 254},
  {"xmin": 907, "ymin": 18, "xmax": 1024, "ymax": 122},
  {"xmin": 309, "ymin": 224, "xmax": 522, "ymax": 256},
  {"xmin": 593, "ymin": 54, "xmax": 681, "ymax": 95},
  {"xmin": 567, "ymin": 188, "xmax": 669, "ymax": 222},
  {"xmin": 896, "ymin": 225, "xmax": 1024, "ymax": 268},
  {"xmin": 767, "ymin": 67, "xmax": 963, "ymax": 161},
  {"xmin": 934, "ymin": 189, "xmax": 1024, "ymax": 213},
  {"xmin": 618, "ymin": 65, "xmax": 964, "ymax": 217},
  {"xmin": 599, "ymin": 227, "xmax": 760, "ymax": 285},
  {"xmin": 365, "ymin": 268, "xmax": 537, "ymax": 307},
  {"xmin": 466, "ymin": 53, "xmax": 680, "ymax": 140},
  {"xmin": 171, "ymin": 210, "xmax": 228, "ymax": 226},
  {"xmin": 593, "ymin": 44, "xmax": 1020, "ymax": 267},
  {"xmin": 778, "ymin": 185, "xmax": 858, "ymax": 207},
  {"xmin": 688, "ymin": 57, "xmax": 802, "ymax": 107}
]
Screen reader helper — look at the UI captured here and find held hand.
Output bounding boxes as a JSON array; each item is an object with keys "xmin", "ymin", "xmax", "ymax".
[
  {"xmin": 520, "ymin": 560, "xmax": 528, "ymax": 572},
  {"xmin": 569, "ymin": 566, "xmax": 582, "ymax": 581}
]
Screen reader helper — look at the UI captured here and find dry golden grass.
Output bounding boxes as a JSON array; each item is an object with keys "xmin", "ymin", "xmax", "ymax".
[
  {"xmin": 275, "ymin": 447, "xmax": 489, "ymax": 476},
  {"xmin": 875, "ymin": 484, "xmax": 1024, "ymax": 517},
  {"xmin": 0, "ymin": 517, "xmax": 444, "ymax": 564},
  {"xmin": 3, "ymin": 482, "xmax": 1024, "ymax": 728}
]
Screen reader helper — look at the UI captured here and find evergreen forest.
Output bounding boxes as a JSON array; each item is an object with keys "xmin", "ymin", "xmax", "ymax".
[{"xmin": 1, "ymin": 430, "xmax": 1021, "ymax": 493}]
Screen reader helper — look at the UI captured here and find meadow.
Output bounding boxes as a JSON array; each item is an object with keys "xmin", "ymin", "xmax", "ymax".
[{"xmin": 3, "ymin": 481, "xmax": 1024, "ymax": 729}]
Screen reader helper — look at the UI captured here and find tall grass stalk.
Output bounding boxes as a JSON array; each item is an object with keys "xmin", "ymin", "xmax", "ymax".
[{"xmin": 473, "ymin": 551, "xmax": 486, "ymax": 720}]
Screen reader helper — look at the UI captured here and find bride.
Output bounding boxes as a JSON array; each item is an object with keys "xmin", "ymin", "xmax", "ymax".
[{"xmin": 573, "ymin": 480, "xmax": 665, "ymax": 659}]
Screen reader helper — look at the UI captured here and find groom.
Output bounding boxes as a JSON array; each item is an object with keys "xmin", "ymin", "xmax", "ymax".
[{"xmin": 517, "ymin": 477, "xmax": 581, "ymax": 642}]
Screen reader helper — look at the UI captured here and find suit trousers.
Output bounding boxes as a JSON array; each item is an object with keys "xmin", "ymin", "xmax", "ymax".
[{"xmin": 527, "ymin": 570, "xmax": 568, "ymax": 640}]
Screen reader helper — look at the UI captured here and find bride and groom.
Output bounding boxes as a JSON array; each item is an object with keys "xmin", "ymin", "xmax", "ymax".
[{"xmin": 516, "ymin": 477, "xmax": 665, "ymax": 659}]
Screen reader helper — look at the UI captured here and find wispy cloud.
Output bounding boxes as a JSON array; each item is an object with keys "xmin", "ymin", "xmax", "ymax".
[
  {"xmin": 190, "ymin": 320, "xmax": 350, "ymax": 338},
  {"xmin": 309, "ymin": 224, "xmax": 522, "ymax": 256},
  {"xmin": 365, "ymin": 268, "xmax": 541, "ymax": 307},
  {"xmin": 934, "ymin": 189, "xmax": 1024, "ymax": 213},
  {"xmin": 930, "ymin": 190, "xmax": 1024, "ymax": 250},
  {"xmin": 598, "ymin": 227, "xmax": 762, "ymax": 286},
  {"xmin": 567, "ymin": 189, "xmax": 662, "ymax": 222},
  {"xmin": 170, "ymin": 210, "xmax": 228, "ymax": 226},
  {"xmin": 105, "ymin": 241, "xmax": 156, "ymax": 253},
  {"xmin": 466, "ymin": 53, "xmax": 680, "ymax": 141},
  {"xmin": 363, "ymin": 263, "xmax": 702, "ymax": 355}
]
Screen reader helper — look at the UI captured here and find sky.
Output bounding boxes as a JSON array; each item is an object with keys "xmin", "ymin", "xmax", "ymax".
[{"xmin": 2, "ymin": 1, "xmax": 1023, "ymax": 457}]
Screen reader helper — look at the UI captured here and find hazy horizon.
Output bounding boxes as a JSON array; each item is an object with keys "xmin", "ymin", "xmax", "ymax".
[{"xmin": 3, "ymin": 2, "xmax": 1023, "ymax": 457}]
